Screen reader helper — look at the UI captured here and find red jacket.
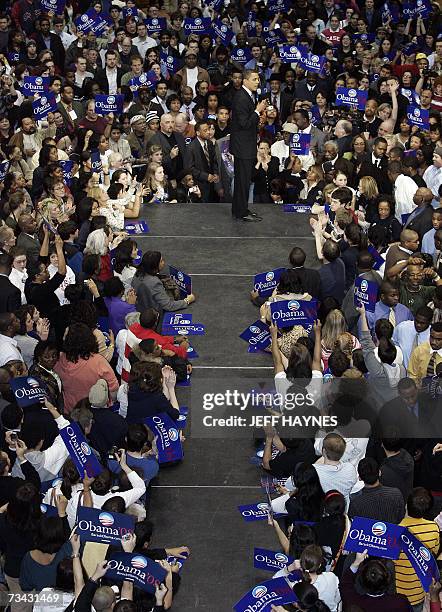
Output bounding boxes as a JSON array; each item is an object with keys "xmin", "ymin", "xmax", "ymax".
[{"xmin": 129, "ymin": 323, "xmax": 188, "ymax": 359}]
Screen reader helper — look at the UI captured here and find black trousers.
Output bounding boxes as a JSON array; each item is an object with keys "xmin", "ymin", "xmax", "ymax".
[{"xmin": 232, "ymin": 157, "xmax": 254, "ymax": 218}]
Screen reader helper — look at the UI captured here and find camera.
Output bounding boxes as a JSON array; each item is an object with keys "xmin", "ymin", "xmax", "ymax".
[{"xmin": 10, "ymin": 432, "xmax": 17, "ymax": 441}]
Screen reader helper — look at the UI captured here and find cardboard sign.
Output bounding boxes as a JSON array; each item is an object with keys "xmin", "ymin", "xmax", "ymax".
[
  {"xmin": 33, "ymin": 93, "xmax": 57, "ymax": 120},
  {"xmin": 407, "ymin": 105, "xmax": 429, "ymax": 130},
  {"xmin": 234, "ymin": 577, "xmax": 297, "ymax": 612},
  {"xmin": 336, "ymin": 87, "xmax": 368, "ymax": 111},
  {"xmin": 253, "ymin": 268, "xmax": 285, "ymax": 297},
  {"xmin": 344, "ymin": 517, "xmax": 404, "ymax": 559},
  {"xmin": 124, "ymin": 220, "xmax": 149, "ymax": 234},
  {"xmin": 239, "ymin": 321, "xmax": 272, "ymax": 351},
  {"xmin": 40, "ymin": 0, "xmax": 66, "ymax": 13},
  {"xmin": 211, "ymin": 19, "xmax": 234, "ymax": 45},
  {"xmin": 22, "ymin": 76, "xmax": 50, "ymax": 95},
  {"xmin": 279, "ymin": 45, "xmax": 326, "ymax": 73},
  {"xmin": 354, "ymin": 277, "xmax": 378, "ymax": 313},
  {"xmin": 90, "ymin": 150, "xmax": 102, "ymax": 173},
  {"xmin": 129, "ymin": 71, "xmax": 159, "ymax": 91},
  {"xmin": 183, "ymin": 17, "xmax": 211, "ymax": 34},
  {"xmin": 163, "ymin": 313, "xmax": 192, "ymax": 326},
  {"xmin": 106, "ymin": 552, "xmax": 167, "ymax": 593},
  {"xmin": 253, "ymin": 548, "xmax": 294, "ymax": 572},
  {"xmin": 289, "ymin": 133, "xmax": 311, "ymax": 155},
  {"xmin": 270, "ymin": 299, "xmax": 317, "ymax": 329},
  {"xmin": 283, "ymin": 204, "xmax": 312, "ymax": 213},
  {"xmin": 144, "ymin": 413, "xmax": 183, "ymax": 463},
  {"xmin": 59, "ymin": 422, "xmax": 103, "ymax": 478},
  {"xmin": 59, "ymin": 160, "xmax": 74, "ymax": 186},
  {"xmin": 238, "ymin": 502, "xmax": 284, "ymax": 522},
  {"xmin": 77, "ymin": 507, "xmax": 135, "ymax": 545},
  {"xmin": 145, "ymin": 17, "xmax": 167, "ymax": 33},
  {"xmin": 169, "ymin": 265, "xmax": 192, "ymax": 297},
  {"xmin": 10, "ymin": 376, "xmax": 47, "ymax": 407},
  {"xmin": 400, "ymin": 530, "xmax": 440, "ymax": 592},
  {"xmin": 95, "ymin": 94, "xmax": 124, "ymax": 115}
]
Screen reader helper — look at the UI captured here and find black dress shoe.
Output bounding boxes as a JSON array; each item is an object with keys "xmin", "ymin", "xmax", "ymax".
[
  {"xmin": 247, "ymin": 210, "xmax": 262, "ymax": 218},
  {"xmin": 238, "ymin": 214, "xmax": 262, "ymax": 222}
]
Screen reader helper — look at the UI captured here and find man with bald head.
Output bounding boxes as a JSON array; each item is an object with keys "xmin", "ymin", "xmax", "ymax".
[
  {"xmin": 149, "ymin": 113, "xmax": 191, "ymax": 183},
  {"xmin": 334, "ymin": 119, "xmax": 353, "ymax": 155},
  {"xmin": 385, "ymin": 229, "xmax": 420, "ymax": 280},
  {"xmin": 403, "ymin": 187, "xmax": 436, "ymax": 241}
]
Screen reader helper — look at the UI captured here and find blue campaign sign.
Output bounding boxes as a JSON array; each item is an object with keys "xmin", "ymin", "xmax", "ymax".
[
  {"xmin": 145, "ymin": 17, "xmax": 167, "ymax": 33},
  {"xmin": 186, "ymin": 344, "xmax": 199, "ymax": 359},
  {"xmin": 90, "ymin": 150, "xmax": 102, "ymax": 174},
  {"xmin": 40, "ymin": 0, "xmax": 66, "ymax": 12},
  {"xmin": 211, "ymin": 19, "xmax": 234, "ymax": 46},
  {"xmin": 10, "ymin": 376, "xmax": 48, "ymax": 408},
  {"xmin": 75, "ymin": 11, "xmax": 107, "ymax": 34},
  {"xmin": 22, "ymin": 76, "xmax": 50, "ymax": 95},
  {"xmin": 160, "ymin": 52, "xmax": 179, "ymax": 74},
  {"xmin": 283, "ymin": 204, "xmax": 312, "ymax": 213},
  {"xmin": 367, "ymin": 245, "xmax": 384, "ymax": 271},
  {"xmin": 8, "ymin": 52, "xmax": 19, "ymax": 63},
  {"xmin": 0, "ymin": 160, "xmax": 10, "ymax": 182},
  {"xmin": 268, "ymin": 0, "xmax": 289, "ymax": 13},
  {"xmin": 40, "ymin": 503, "xmax": 58, "ymax": 516},
  {"xmin": 183, "ymin": 17, "xmax": 211, "ymax": 35},
  {"xmin": 404, "ymin": 0, "xmax": 432, "ymax": 18},
  {"xmin": 336, "ymin": 87, "xmax": 368, "ymax": 111},
  {"xmin": 77, "ymin": 507, "xmax": 135, "ymax": 545},
  {"xmin": 59, "ymin": 160, "xmax": 74, "ymax": 186},
  {"xmin": 59, "ymin": 422, "xmax": 103, "ymax": 478},
  {"xmin": 401, "ymin": 88, "xmax": 419, "ymax": 105},
  {"xmin": 279, "ymin": 45, "xmax": 325, "ymax": 73},
  {"xmin": 238, "ymin": 502, "xmax": 284, "ymax": 522},
  {"xmin": 289, "ymin": 134, "xmax": 311, "ymax": 155},
  {"xmin": 352, "ymin": 33, "xmax": 376, "ymax": 43},
  {"xmin": 407, "ymin": 105, "xmax": 429, "ymax": 130},
  {"xmin": 33, "ymin": 93, "xmax": 57, "ymax": 120},
  {"xmin": 262, "ymin": 23, "xmax": 283, "ymax": 47},
  {"xmin": 400, "ymin": 530, "xmax": 440, "ymax": 592},
  {"xmin": 122, "ymin": 6, "xmax": 138, "ymax": 18},
  {"xmin": 344, "ymin": 517, "xmax": 404, "ymax": 559},
  {"xmin": 144, "ymin": 413, "xmax": 183, "ymax": 463},
  {"xmin": 231, "ymin": 47, "xmax": 252, "ymax": 64},
  {"xmin": 247, "ymin": 11, "xmax": 257, "ymax": 37},
  {"xmin": 253, "ymin": 548, "xmax": 294, "ymax": 572},
  {"xmin": 239, "ymin": 320, "xmax": 272, "ymax": 351},
  {"xmin": 163, "ymin": 313, "xmax": 193, "ymax": 326},
  {"xmin": 205, "ymin": 0, "xmax": 223, "ymax": 11},
  {"xmin": 129, "ymin": 71, "xmax": 159, "ymax": 91},
  {"xmin": 169, "ymin": 265, "xmax": 192, "ymax": 297},
  {"xmin": 253, "ymin": 268, "xmax": 284, "ymax": 297},
  {"xmin": 106, "ymin": 552, "xmax": 167, "ymax": 594},
  {"xmin": 124, "ymin": 220, "xmax": 149, "ymax": 234},
  {"xmin": 270, "ymin": 299, "xmax": 317, "ymax": 329},
  {"xmin": 162, "ymin": 322, "xmax": 205, "ymax": 336},
  {"xmin": 95, "ymin": 94, "xmax": 124, "ymax": 115},
  {"xmin": 354, "ymin": 277, "xmax": 378, "ymax": 313},
  {"xmin": 234, "ymin": 577, "xmax": 297, "ymax": 612},
  {"xmin": 166, "ymin": 552, "xmax": 188, "ymax": 573}
]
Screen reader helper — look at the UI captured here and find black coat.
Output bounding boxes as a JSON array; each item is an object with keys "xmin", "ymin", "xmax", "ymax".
[
  {"xmin": 188, "ymin": 138, "xmax": 219, "ymax": 201},
  {"xmin": 95, "ymin": 68, "xmax": 125, "ymax": 94},
  {"xmin": 0, "ymin": 275, "xmax": 21, "ymax": 314},
  {"xmin": 230, "ymin": 88, "xmax": 259, "ymax": 160},
  {"xmin": 403, "ymin": 206, "xmax": 434, "ymax": 241},
  {"xmin": 357, "ymin": 154, "xmax": 392, "ymax": 195},
  {"xmin": 33, "ymin": 32, "xmax": 65, "ymax": 70}
]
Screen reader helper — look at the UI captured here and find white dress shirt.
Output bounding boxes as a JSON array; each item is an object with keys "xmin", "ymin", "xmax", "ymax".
[
  {"xmin": 106, "ymin": 67, "xmax": 118, "ymax": 94},
  {"xmin": 393, "ymin": 320, "xmax": 431, "ymax": 369},
  {"xmin": 393, "ymin": 174, "xmax": 418, "ymax": 221},
  {"xmin": 0, "ymin": 334, "xmax": 23, "ymax": 366},
  {"xmin": 132, "ymin": 35, "xmax": 157, "ymax": 58},
  {"xmin": 423, "ymin": 164, "xmax": 442, "ymax": 207}
]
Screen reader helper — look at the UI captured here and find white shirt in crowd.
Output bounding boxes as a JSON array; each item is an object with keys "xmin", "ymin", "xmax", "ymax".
[
  {"xmin": 393, "ymin": 174, "xmax": 418, "ymax": 222},
  {"xmin": 0, "ymin": 334, "xmax": 23, "ymax": 366}
]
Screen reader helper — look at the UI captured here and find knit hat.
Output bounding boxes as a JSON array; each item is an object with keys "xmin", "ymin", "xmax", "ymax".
[
  {"xmin": 89, "ymin": 379, "xmax": 108, "ymax": 408},
  {"xmin": 435, "ymin": 147, "xmax": 442, "ymax": 158},
  {"xmin": 130, "ymin": 114, "xmax": 145, "ymax": 126},
  {"xmin": 145, "ymin": 111, "xmax": 160, "ymax": 124},
  {"xmin": 416, "ymin": 53, "xmax": 428, "ymax": 60}
]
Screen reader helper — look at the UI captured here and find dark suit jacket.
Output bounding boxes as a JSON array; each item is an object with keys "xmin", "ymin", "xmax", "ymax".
[
  {"xmin": 149, "ymin": 130, "xmax": 191, "ymax": 178},
  {"xmin": 404, "ymin": 206, "xmax": 434, "ymax": 241},
  {"xmin": 0, "ymin": 275, "xmax": 21, "ymax": 313},
  {"xmin": 188, "ymin": 138, "xmax": 219, "ymax": 201},
  {"xmin": 230, "ymin": 88, "xmax": 259, "ymax": 160},
  {"xmin": 376, "ymin": 394, "xmax": 435, "ymax": 446},
  {"xmin": 33, "ymin": 32, "xmax": 65, "ymax": 71},
  {"xmin": 336, "ymin": 135, "xmax": 353, "ymax": 156},
  {"xmin": 56, "ymin": 100, "xmax": 84, "ymax": 130},
  {"xmin": 294, "ymin": 81, "xmax": 326, "ymax": 104},
  {"xmin": 270, "ymin": 91, "xmax": 293, "ymax": 124},
  {"xmin": 357, "ymin": 154, "xmax": 392, "ymax": 195},
  {"xmin": 16, "ymin": 233, "xmax": 40, "ymax": 270},
  {"xmin": 95, "ymin": 68, "xmax": 125, "ymax": 94}
]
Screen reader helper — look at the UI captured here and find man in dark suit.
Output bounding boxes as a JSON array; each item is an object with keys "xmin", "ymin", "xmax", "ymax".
[
  {"xmin": 189, "ymin": 121, "xmax": 220, "ymax": 202},
  {"xmin": 95, "ymin": 49, "xmax": 125, "ymax": 95},
  {"xmin": 149, "ymin": 113, "xmax": 191, "ymax": 183},
  {"xmin": 0, "ymin": 254, "xmax": 21, "ymax": 314},
  {"xmin": 268, "ymin": 74, "xmax": 293, "ymax": 124},
  {"xmin": 403, "ymin": 187, "xmax": 435, "ymax": 242},
  {"xmin": 357, "ymin": 136, "xmax": 391, "ymax": 194},
  {"xmin": 294, "ymin": 72, "xmax": 326, "ymax": 104},
  {"xmin": 32, "ymin": 16, "xmax": 65, "ymax": 71},
  {"xmin": 230, "ymin": 69, "xmax": 267, "ymax": 221}
]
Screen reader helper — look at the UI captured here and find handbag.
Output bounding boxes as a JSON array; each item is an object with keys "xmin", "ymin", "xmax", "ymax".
[{"xmin": 159, "ymin": 274, "xmax": 181, "ymax": 300}]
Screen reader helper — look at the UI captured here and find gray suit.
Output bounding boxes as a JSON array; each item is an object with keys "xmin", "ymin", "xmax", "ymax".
[{"xmin": 309, "ymin": 125, "xmax": 327, "ymax": 159}]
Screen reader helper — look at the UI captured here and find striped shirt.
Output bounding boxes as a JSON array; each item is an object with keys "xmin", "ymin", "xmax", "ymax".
[{"xmin": 394, "ymin": 516, "xmax": 440, "ymax": 606}]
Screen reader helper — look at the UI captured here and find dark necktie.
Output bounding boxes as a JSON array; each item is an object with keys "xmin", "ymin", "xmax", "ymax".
[
  {"xmin": 427, "ymin": 351, "xmax": 438, "ymax": 377},
  {"xmin": 272, "ymin": 95, "xmax": 278, "ymax": 110},
  {"xmin": 203, "ymin": 141, "xmax": 210, "ymax": 165}
]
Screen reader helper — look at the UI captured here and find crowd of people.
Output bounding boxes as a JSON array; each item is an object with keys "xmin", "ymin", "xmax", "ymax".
[{"xmin": 1, "ymin": 0, "xmax": 442, "ymax": 610}]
